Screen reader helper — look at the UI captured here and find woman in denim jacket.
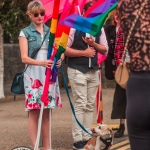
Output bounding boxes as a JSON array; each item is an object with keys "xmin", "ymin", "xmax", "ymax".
[{"xmin": 19, "ymin": 1, "xmax": 62, "ymax": 150}]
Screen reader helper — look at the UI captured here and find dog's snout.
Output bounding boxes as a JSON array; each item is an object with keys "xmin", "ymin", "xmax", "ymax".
[{"xmin": 98, "ymin": 126, "xmax": 101, "ymax": 129}]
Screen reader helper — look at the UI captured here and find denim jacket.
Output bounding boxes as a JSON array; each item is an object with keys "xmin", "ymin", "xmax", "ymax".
[{"xmin": 21, "ymin": 23, "xmax": 49, "ymax": 57}]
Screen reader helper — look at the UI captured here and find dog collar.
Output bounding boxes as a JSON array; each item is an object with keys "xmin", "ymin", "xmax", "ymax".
[{"xmin": 100, "ymin": 137, "xmax": 112, "ymax": 150}]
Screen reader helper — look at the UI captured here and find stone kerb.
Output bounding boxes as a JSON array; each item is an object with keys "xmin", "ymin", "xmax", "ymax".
[{"xmin": 3, "ymin": 44, "xmax": 115, "ymax": 96}]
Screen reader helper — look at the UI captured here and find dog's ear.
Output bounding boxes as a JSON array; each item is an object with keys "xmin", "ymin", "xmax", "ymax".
[{"xmin": 109, "ymin": 127, "xmax": 113, "ymax": 133}]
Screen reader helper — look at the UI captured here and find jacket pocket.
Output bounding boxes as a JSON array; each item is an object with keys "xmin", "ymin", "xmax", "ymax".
[
  {"xmin": 28, "ymin": 36, "xmax": 38, "ymax": 57},
  {"xmin": 28, "ymin": 36, "xmax": 37, "ymax": 48}
]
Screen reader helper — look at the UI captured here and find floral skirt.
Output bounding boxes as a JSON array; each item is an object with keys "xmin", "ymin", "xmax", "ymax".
[{"xmin": 24, "ymin": 49, "xmax": 62, "ymax": 111}]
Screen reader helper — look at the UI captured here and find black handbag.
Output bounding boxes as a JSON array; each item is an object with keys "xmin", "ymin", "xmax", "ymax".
[
  {"xmin": 11, "ymin": 31, "xmax": 48, "ymax": 95},
  {"xmin": 11, "ymin": 72, "xmax": 24, "ymax": 94}
]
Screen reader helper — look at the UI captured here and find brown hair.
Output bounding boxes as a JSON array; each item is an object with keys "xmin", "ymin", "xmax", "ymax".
[
  {"xmin": 83, "ymin": 1, "xmax": 94, "ymax": 12},
  {"xmin": 111, "ymin": 8, "xmax": 121, "ymax": 26}
]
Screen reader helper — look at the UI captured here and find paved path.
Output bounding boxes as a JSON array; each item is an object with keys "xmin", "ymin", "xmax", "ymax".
[{"xmin": 0, "ymin": 87, "xmax": 129, "ymax": 150}]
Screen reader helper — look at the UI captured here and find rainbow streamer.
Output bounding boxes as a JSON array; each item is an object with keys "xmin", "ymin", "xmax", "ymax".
[
  {"xmin": 96, "ymin": 70, "xmax": 103, "ymax": 123},
  {"xmin": 59, "ymin": 1, "xmax": 118, "ymax": 36}
]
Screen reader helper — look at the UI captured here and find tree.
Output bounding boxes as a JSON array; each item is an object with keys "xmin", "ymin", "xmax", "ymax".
[
  {"xmin": 0, "ymin": 0, "xmax": 31, "ymax": 43},
  {"xmin": 0, "ymin": 0, "xmax": 31, "ymax": 98}
]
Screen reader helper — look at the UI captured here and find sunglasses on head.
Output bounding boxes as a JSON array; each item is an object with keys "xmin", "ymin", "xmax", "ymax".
[{"xmin": 34, "ymin": 12, "xmax": 45, "ymax": 17}]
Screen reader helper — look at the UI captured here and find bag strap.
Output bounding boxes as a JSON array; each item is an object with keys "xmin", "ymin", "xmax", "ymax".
[
  {"xmin": 23, "ymin": 31, "xmax": 49, "ymax": 73},
  {"xmin": 122, "ymin": 0, "xmax": 147, "ymax": 61}
]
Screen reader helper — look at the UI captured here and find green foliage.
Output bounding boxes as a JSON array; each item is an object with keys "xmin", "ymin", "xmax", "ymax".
[{"xmin": 0, "ymin": 0, "xmax": 31, "ymax": 43}]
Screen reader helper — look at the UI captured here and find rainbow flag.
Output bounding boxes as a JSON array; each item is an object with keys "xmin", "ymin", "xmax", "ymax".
[
  {"xmin": 40, "ymin": 0, "xmax": 91, "ymax": 23},
  {"xmin": 41, "ymin": 0, "xmax": 60, "ymax": 104},
  {"xmin": 59, "ymin": 0, "xmax": 118, "ymax": 36},
  {"xmin": 84, "ymin": 0, "xmax": 106, "ymax": 17},
  {"xmin": 43, "ymin": 0, "xmax": 79, "ymax": 87},
  {"xmin": 84, "ymin": 0, "xmax": 118, "ymax": 17},
  {"xmin": 54, "ymin": 0, "xmax": 79, "ymax": 59}
]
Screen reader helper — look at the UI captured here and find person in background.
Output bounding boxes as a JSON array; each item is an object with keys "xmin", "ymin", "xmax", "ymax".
[
  {"xmin": 109, "ymin": 10, "xmax": 127, "ymax": 138},
  {"xmin": 65, "ymin": 1, "xmax": 108, "ymax": 150},
  {"xmin": 118, "ymin": 0, "xmax": 150, "ymax": 149},
  {"xmin": 19, "ymin": 1, "xmax": 62, "ymax": 150}
]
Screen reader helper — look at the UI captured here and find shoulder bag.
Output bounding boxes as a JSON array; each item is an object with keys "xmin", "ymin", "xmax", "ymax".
[
  {"xmin": 11, "ymin": 31, "xmax": 48, "ymax": 94},
  {"xmin": 115, "ymin": 0, "xmax": 147, "ymax": 89}
]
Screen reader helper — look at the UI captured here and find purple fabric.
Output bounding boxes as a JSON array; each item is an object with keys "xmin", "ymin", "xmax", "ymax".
[
  {"xmin": 87, "ymin": 0, "xmax": 118, "ymax": 17},
  {"xmin": 61, "ymin": 14, "xmax": 78, "ymax": 28}
]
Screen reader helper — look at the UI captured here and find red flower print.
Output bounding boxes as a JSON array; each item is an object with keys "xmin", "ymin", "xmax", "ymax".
[
  {"xmin": 33, "ymin": 103, "xmax": 41, "ymax": 109},
  {"xmin": 26, "ymin": 93, "xmax": 32, "ymax": 99},
  {"xmin": 27, "ymin": 103, "xmax": 33, "ymax": 109},
  {"xmin": 59, "ymin": 103, "xmax": 62, "ymax": 108}
]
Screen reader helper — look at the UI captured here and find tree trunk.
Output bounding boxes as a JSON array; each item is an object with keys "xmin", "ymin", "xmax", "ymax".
[{"xmin": 0, "ymin": 25, "xmax": 4, "ymax": 98}]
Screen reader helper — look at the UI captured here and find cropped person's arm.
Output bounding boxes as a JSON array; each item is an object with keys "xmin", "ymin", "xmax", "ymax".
[{"xmin": 99, "ymin": 28, "xmax": 108, "ymax": 55}]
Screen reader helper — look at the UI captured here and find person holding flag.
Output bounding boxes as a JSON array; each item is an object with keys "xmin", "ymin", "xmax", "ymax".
[
  {"xmin": 19, "ymin": 1, "xmax": 62, "ymax": 150},
  {"xmin": 65, "ymin": 1, "xmax": 108, "ymax": 149}
]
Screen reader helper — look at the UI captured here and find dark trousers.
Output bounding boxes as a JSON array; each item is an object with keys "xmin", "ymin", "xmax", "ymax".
[{"xmin": 127, "ymin": 71, "xmax": 150, "ymax": 150}]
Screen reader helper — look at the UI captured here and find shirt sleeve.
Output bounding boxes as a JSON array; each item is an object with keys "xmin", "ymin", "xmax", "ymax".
[
  {"xmin": 67, "ymin": 28, "xmax": 76, "ymax": 48},
  {"xmin": 19, "ymin": 30, "xmax": 26, "ymax": 38},
  {"xmin": 99, "ymin": 27, "xmax": 109, "ymax": 55}
]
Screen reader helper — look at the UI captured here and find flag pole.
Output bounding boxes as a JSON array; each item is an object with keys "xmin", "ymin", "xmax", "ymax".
[
  {"xmin": 50, "ymin": 109, "xmax": 52, "ymax": 150},
  {"xmin": 34, "ymin": 102, "xmax": 44, "ymax": 150},
  {"xmin": 34, "ymin": 0, "xmax": 60, "ymax": 149}
]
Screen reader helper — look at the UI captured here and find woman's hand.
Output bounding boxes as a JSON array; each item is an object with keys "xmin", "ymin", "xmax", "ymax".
[
  {"xmin": 40, "ymin": 60, "xmax": 54, "ymax": 68},
  {"xmin": 55, "ymin": 59, "xmax": 62, "ymax": 68}
]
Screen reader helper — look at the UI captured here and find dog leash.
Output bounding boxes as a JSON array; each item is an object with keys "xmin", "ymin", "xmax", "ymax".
[{"xmin": 61, "ymin": 65, "xmax": 93, "ymax": 136}]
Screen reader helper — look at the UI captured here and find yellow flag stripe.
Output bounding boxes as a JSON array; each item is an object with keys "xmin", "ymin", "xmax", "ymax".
[
  {"xmin": 55, "ymin": 32, "xmax": 69, "ymax": 48},
  {"xmin": 50, "ymin": 18, "xmax": 58, "ymax": 34}
]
